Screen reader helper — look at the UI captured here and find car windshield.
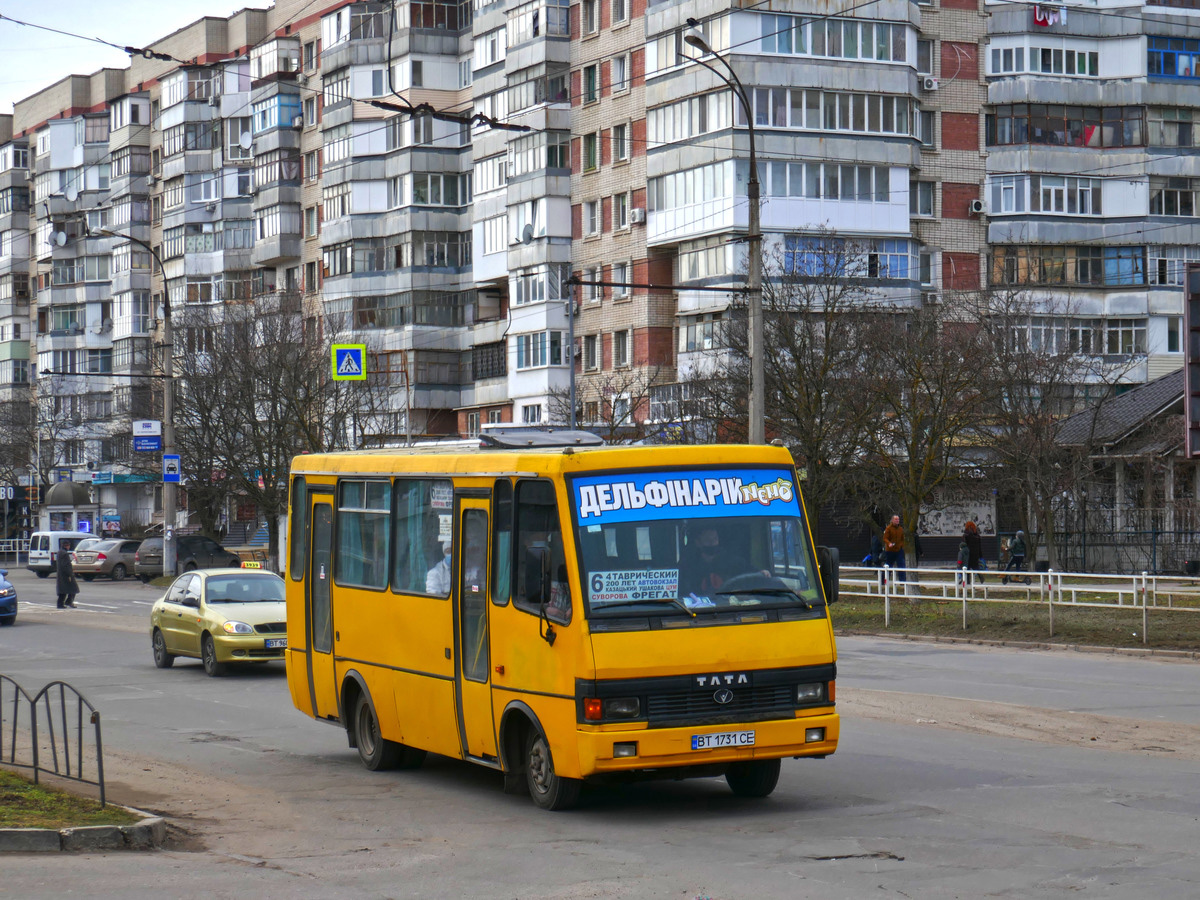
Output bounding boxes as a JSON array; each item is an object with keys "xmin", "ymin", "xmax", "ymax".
[
  {"xmin": 572, "ymin": 466, "xmax": 823, "ymax": 617},
  {"xmin": 205, "ymin": 574, "xmax": 285, "ymax": 603},
  {"xmin": 75, "ymin": 539, "xmax": 102, "ymax": 552}
]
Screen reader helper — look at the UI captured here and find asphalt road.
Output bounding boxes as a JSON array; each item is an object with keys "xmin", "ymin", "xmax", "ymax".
[{"xmin": 2, "ymin": 566, "xmax": 1200, "ymax": 899}]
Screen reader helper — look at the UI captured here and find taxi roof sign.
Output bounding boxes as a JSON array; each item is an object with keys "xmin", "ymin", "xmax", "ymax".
[
  {"xmin": 241, "ymin": 559, "xmax": 263, "ymax": 568},
  {"xmin": 332, "ymin": 344, "xmax": 367, "ymax": 381}
]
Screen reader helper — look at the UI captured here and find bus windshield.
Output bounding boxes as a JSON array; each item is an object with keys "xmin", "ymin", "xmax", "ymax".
[{"xmin": 571, "ymin": 467, "xmax": 822, "ymax": 617}]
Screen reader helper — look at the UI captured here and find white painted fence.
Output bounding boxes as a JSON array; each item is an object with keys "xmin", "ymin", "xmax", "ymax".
[{"xmin": 839, "ymin": 564, "xmax": 1200, "ymax": 644}]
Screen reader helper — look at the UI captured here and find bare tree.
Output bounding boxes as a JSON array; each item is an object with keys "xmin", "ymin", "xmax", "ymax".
[
  {"xmin": 852, "ymin": 302, "xmax": 988, "ymax": 566},
  {"xmin": 548, "ymin": 366, "xmax": 665, "ymax": 443},
  {"xmin": 174, "ymin": 298, "xmax": 399, "ymax": 566},
  {"xmin": 968, "ymin": 287, "xmax": 1140, "ymax": 569}
]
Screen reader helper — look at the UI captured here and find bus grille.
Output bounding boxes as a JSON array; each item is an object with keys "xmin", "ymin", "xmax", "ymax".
[
  {"xmin": 254, "ymin": 622, "xmax": 286, "ymax": 634},
  {"xmin": 646, "ymin": 685, "xmax": 795, "ymax": 724}
]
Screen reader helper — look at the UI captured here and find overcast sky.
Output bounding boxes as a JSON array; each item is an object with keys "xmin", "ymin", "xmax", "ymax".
[{"xmin": 0, "ymin": 1, "xmax": 260, "ymax": 115}]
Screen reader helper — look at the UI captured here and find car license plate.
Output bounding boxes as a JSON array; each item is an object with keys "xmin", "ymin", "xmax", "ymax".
[
  {"xmin": 264, "ymin": 638, "xmax": 287, "ymax": 649},
  {"xmin": 691, "ymin": 730, "xmax": 755, "ymax": 750}
]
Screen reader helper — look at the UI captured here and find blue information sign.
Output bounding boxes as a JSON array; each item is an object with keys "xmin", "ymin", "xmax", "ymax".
[{"xmin": 134, "ymin": 436, "xmax": 163, "ymax": 452}]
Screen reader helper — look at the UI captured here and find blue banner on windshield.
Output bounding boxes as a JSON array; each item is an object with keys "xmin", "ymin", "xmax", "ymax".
[{"xmin": 573, "ymin": 468, "xmax": 801, "ymax": 525}]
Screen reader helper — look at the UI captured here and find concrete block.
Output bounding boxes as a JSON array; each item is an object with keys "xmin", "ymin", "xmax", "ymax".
[
  {"xmin": 121, "ymin": 817, "xmax": 167, "ymax": 849},
  {"xmin": 60, "ymin": 825, "xmax": 124, "ymax": 852},
  {"xmin": 0, "ymin": 828, "xmax": 62, "ymax": 852}
]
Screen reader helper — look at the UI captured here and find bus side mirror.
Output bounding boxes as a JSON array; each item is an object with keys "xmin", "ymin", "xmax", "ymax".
[{"xmin": 817, "ymin": 545, "xmax": 839, "ymax": 604}]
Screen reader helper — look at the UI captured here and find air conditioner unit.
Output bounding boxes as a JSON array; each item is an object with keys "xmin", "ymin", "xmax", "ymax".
[
  {"xmin": 205, "ymin": 201, "xmax": 217, "ymax": 212},
  {"xmin": 145, "ymin": 174, "xmax": 156, "ymax": 185},
  {"xmin": 630, "ymin": 207, "xmax": 646, "ymax": 225},
  {"xmin": 921, "ymin": 76, "xmax": 939, "ymax": 91},
  {"xmin": 969, "ymin": 198, "xmax": 986, "ymax": 215},
  {"xmin": 291, "ymin": 115, "xmax": 304, "ymax": 129},
  {"xmin": 207, "ymin": 96, "xmax": 218, "ymax": 108},
  {"xmin": 921, "ymin": 291, "xmax": 940, "ymax": 305},
  {"xmin": 296, "ymin": 72, "xmax": 308, "ymax": 86}
]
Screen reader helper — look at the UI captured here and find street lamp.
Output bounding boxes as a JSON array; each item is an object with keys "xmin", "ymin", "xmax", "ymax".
[
  {"xmin": 683, "ymin": 19, "xmax": 765, "ymax": 445},
  {"xmin": 95, "ymin": 228, "xmax": 176, "ymax": 576}
]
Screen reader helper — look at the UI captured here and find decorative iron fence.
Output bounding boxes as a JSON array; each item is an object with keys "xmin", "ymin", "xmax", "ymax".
[{"xmin": 0, "ymin": 675, "xmax": 106, "ymax": 806}]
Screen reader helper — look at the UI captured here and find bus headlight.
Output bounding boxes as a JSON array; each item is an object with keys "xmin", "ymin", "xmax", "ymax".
[
  {"xmin": 796, "ymin": 683, "xmax": 825, "ymax": 704},
  {"xmin": 604, "ymin": 697, "xmax": 640, "ymax": 719}
]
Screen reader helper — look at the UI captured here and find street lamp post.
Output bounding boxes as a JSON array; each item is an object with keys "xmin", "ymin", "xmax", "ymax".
[
  {"xmin": 97, "ymin": 228, "xmax": 176, "ymax": 576},
  {"xmin": 684, "ymin": 20, "xmax": 765, "ymax": 445}
]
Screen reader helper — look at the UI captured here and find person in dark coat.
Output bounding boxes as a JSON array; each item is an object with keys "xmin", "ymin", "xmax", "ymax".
[
  {"xmin": 55, "ymin": 539, "xmax": 80, "ymax": 608},
  {"xmin": 962, "ymin": 521, "xmax": 985, "ymax": 583}
]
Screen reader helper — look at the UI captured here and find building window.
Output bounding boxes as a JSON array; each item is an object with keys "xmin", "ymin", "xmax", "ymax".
[
  {"xmin": 612, "ymin": 122, "xmax": 630, "ymax": 161},
  {"xmin": 1150, "ymin": 177, "xmax": 1200, "ymax": 216},
  {"xmin": 304, "ymin": 97, "xmax": 318, "ymax": 127},
  {"xmin": 582, "ymin": 0, "xmax": 597, "ymax": 34},
  {"xmin": 986, "ymin": 104, "xmax": 1143, "ymax": 148},
  {"xmin": 584, "ymin": 200, "xmax": 600, "ymax": 235},
  {"xmin": 583, "ymin": 64, "xmax": 599, "ymax": 104},
  {"xmin": 613, "ymin": 330, "xmax": 630, "ymax": 367},
  {"xmin": 473, "ymin": 341, "xmax": 507, "ymax": 379},
  {"xmin": 522, "ymin": 404, "xmax": 543, "ymax": 424},
  {"xmin": 911, "ymin": 181, "xmax": 933, "ymax": 216},
  {"xmin": 583, "ymin": 334, "xmax": 598, "ymax": 370},
  {"xmin": 1148, "ymin": 36, "xmax": 1200, "ymax": 79},
  {"xmin": 515, "ymin": 331, "xmax": 565, "ymax": 369},
  {"xmin": 613, "ymin": 54, "xmax": 630, "ymax": 94},
  {"xmin": 917, "ymin": 40, "xmax": 933, "ymax": 75},
  {"xmin": 612, "ymin": 260, "xmax": 630, "ymax": 297},
  {"xmin": 613, "ymin": 0, "xmax": 628, "ymax": 24},
  {"xmin": 613, "ymin": 192, "xmax": 630, "ymax": 229},
  {"xmin": 1106, "ymin": 318, "xmax": 1147, "ymax": 354},
  {"xmin": 583, "ymin": 266, "xmax": 600, "ymax": 302},
  {"xmin": 919, "ymin": 110, "xmax": 935, "ymax": 147},
  {"xmin": 305, "ymin": 206, "xmax": 319, "ymax": 237},
  {"xmin": 583, "ymin": 132, "xmax": 599, "ymax": 171}
]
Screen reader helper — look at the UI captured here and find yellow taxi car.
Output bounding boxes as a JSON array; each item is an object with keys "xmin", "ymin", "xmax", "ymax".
[{"xmin": 150, "ymin": 567, "xmax": 286, "ymax": 677}]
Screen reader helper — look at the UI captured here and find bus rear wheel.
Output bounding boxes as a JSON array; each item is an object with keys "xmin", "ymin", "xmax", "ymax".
[
  {"xmin": 525, "ymin": 728, "xmax": 580, "ymax": 811},
  {"xmin": 725, "ymin": 758, "xmax": 781, "ymax": 798},
  {"xmin": 353, "ymin": 693, "xmax": 425, "ymax": 771}
]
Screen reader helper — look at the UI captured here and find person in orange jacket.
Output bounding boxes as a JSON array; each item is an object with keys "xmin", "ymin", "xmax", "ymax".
[{"xmin": 882, "ymin": 514, "xmax": 906, "ymax": 581}]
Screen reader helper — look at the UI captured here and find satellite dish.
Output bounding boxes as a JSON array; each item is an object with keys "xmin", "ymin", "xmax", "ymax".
[
  {"xmin": 54, "ymin": 231, "xmax": 68, "ymax": 247},
  {"xmin": 64, "ymin": 185, "xmax": 79, "ymax": 203},
  {"xmin": 522, "ymin": 223, "xmax": 534, "ymax": 245},
  {"xmin": 239, "ymin": 132, "xmax": 252, "ymax": 150}
]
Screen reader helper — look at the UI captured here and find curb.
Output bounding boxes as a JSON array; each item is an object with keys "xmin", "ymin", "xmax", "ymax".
[
  {"xmin": 836, "ymin": 629, "xmax": 1200, "ymax": 660},
  {"xmin": 0, "ymin": 812, "xmax": 166, "ymax": 853}
]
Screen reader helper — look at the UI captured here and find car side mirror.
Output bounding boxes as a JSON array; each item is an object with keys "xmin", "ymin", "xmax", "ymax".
[
  {"xmin": 183, "ymin": 593, "xmax": 201, "ymax": 609},
  {"xmin": 817, "ymin": 545, "xmax": 839, "ymax": 605}
]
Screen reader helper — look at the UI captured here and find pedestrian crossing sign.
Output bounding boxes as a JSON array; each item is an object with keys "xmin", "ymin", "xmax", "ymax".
[{"xmin": 332, "ymin": 344, "xmax": 367, "ymax": 381}]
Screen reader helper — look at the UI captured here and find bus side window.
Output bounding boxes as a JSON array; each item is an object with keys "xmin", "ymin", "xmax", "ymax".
[
  {"xmin": 514, "ymin": 480, "xmax": 570, "ymax": 624},
  {"xmin": 288, "ymin": 476, "xmax": 306, "ymax": 581},
  {"xmin": 492, "ymin": 479, "xmax": 512, "ymax": 606},
  {"xmin": 391, "ymin": 478, "xmax": 455, "ymax": 596}
]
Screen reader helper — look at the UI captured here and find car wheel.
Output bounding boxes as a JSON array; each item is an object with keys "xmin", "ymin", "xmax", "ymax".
[
  {"xmin": 110, "ymin": 564, "xmax": 127, "ymax": 582},
  {"xmin": 152, "ymin": 628, "xmax": 175, "ymax": 668},
  {"xmin": 0, "ymin": 615, "xmax": 15, "ymax": 627},
  {"xmin": 725, "ymin": 758, "xmax": 781, "ymax": 798},
  {"xmin": 201, "ymin": 633, "xmax": 225, "ymax": 677},
  {"xmin": 139, "ymin": 574, "xmax": 151, "ymax": 584},
  {"xmin": 183, "ymin": 562, "xmax": 198, "ymax": 572},
  {"xmin": 525, "ymin": 728, "xmax": 581, "ymax": 810},
  {"xmin": 81, "ymin": 574, "xmax": 95, "ymax": 582}
]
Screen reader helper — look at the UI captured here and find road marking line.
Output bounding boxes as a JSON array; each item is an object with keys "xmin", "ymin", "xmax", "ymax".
[{"xmin": 76, "ymin": 603, "xmax": 119, "ymax": 610}]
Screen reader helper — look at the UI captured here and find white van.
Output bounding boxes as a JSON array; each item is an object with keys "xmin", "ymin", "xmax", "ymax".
[{"xmin": 27, "ymin": 531, "xmax": 93, "ymax": 578}]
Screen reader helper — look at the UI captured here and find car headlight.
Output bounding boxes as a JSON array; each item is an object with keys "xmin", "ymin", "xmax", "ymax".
[
  {"xmin": 222, "ymin": 621, "xmax": 255, "ymax": 635},
  {"xmin": 0, "ymin": 587, "xmax": 14, "ymax": 597}
]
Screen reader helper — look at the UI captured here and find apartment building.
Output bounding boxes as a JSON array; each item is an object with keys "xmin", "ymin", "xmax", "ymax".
[{"xmin": 5, "ymin": 0, "xmax": 1196, "ymax": 534}]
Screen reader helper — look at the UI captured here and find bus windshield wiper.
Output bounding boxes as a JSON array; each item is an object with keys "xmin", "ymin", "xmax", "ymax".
[
  {"xmin": 594, "ymin": 597, "xmax": 698, "ymax": 617},
  {"xmin": 715, "ymin": 587, "xmax": 815, "ymax": 609}
]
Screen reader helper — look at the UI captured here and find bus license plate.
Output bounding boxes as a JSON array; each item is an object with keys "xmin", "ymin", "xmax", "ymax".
[
  {"xmin": 691, "ymin": 730, "xmax": 755, "ymax": 750},
  {"xmin": 265, "ymin": 638, "xmax": 287, "ymax": 649}
]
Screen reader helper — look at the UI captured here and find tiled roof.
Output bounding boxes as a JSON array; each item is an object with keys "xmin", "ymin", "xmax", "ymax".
[{"xmin": 1056, "ymin": 368, "xmax": 1184, "ymax": 448}]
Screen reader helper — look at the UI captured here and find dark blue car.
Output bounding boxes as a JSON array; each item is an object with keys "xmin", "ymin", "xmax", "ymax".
[{"xmin": 0, "ymin": 569, "xmax": 16, "ymax": 626}]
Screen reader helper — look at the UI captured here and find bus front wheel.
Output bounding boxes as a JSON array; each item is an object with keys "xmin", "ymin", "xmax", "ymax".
[
  {"xmin": 525, "ymin": 728, "xmax": 581, "ymax": 811},
  {"xmin": 725, "ymin": 758, "xmax": 781, "ymax": 798},
  {"xmin": 353, "ymin": 693, "xmax": 425, "ymax": 771}
]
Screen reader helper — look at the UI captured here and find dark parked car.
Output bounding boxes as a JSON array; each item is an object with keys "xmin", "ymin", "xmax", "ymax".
[{"xmin": 135, "ymin": 535, "xmax": 242, "ymax": 582}]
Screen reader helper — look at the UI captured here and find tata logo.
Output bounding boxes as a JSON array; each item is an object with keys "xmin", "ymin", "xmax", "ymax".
[
  {"xmin": 695, "ymin": 673, "xmax": 750, "ymax": 688},
  {"xmin": 713, "ymin": 688, "xmax": 735, "ymax": 705}
]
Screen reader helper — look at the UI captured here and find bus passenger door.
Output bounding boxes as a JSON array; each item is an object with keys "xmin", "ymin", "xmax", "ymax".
[
  {"xmin": 308, "ymin": 500, "xmax": 339, "ymax": 720},
  {"xmin": 455, "ymin": 499, "xmax": 497, "ymax": 759}
]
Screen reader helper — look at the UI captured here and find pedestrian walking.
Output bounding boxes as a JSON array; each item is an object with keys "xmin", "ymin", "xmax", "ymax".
[
  {"xmin": 1003, "ymin": 530, "xmax": 1029, "ymax": 584},
  {"xmin": 56, "ymin": 539, "xmax": 80, "ymax": 608},
  {"xmin": 962, "ymin": 521, "xmax": 985, "ymax": 584},
  {"xmin": 882, "ymin": 514, "xmax": 906, "ymax": 582}
]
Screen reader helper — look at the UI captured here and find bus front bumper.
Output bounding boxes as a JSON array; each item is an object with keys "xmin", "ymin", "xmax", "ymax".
[{"xmin": 576, "ymin": 711, "xmax": 839, "ymax": 777}]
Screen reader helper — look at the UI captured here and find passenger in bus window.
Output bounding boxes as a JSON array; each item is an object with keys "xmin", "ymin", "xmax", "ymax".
[{"xmin": 426, "ymin": 540, "xmax": 453, "ymax": 595}]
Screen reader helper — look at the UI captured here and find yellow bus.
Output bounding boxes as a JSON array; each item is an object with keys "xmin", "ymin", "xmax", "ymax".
[{"xmin": 285, "ymin": 432, "xmax": 840, "ymax": 810}]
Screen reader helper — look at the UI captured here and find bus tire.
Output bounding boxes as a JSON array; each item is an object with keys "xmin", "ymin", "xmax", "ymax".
[
  {"xmin": 525, "ymin": 728, "xmax": 580, "ymax": 811},
  {"xmin": 725, "ymin": 758, "xmax": 781, "ymax": 798},
  {"xmin": 353, "ymin": 692, "xmax": 425, "ymax": 771}
]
